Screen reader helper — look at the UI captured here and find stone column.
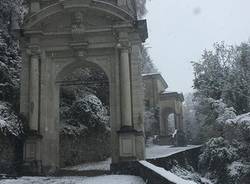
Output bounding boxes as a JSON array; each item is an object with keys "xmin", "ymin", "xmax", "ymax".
[
  {"xmin": 28, "ymin": 48, "xmax": 40, "ymax": 131},
  {"xmin": 175, "ymin": 114, "xmax": 182, "ymax": 130},
  {"xmin": 174, "ymin": 113, "xmax": 178, "ymax": 130},
  {"xmin": 120, "ymin": 47, "xmax": 132, "ymax": 127},
  {"xmin": 160, "ymin": 110, "xmax": 167, "ymax": 136}
]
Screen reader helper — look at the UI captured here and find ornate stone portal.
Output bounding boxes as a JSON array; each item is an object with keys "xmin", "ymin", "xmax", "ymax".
[{"xmin": 19, "ymin": 0, "xmax": 147, "ymax": 174}]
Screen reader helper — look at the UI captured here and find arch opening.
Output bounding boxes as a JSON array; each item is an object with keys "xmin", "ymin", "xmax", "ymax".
[
  {"xmin": 167, "ymin": 113, "xmax": 176, "ymax": 135},
  {"xmin": 57, "ymin": 63, "xmax": 111, "ymax": 169}
]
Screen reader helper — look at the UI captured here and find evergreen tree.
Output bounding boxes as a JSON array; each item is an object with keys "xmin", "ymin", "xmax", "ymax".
[{"xmin": 192, "ymin": 42, "xmax": 250, "ymax": 142}]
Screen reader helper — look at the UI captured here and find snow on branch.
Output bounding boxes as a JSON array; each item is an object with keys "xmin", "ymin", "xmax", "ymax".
[{"xmin": 0, "ymin": 101, "xmax": 22, "ymax": 137}]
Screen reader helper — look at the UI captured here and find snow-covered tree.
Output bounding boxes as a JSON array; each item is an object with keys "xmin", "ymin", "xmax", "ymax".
[
  {"xmin": 140, "ymin": 45, "xmax": 158, "ymax": 74},
  {"xmin": 59, "ymin": 67, "xmax": 110, "ymax": 136},
  {"xmin": 60, "ymin": 93, "xmax": 109, "ymax": 136},
  {"xmin": 192, "ymin": 42, "xmax": 250, "ymax": 142},
  {"xmin": 193, "ymin": 42, "xmax": 250, "ymax": 116},
  {"xmin": 0, "ymin": 101, "xmax": 23, "ymax": 137},
  {"xmin": 199, "ymin": 137, "xmax": 239, "ymax": 184},
  {"xmin": 0, "ymin": 0, "xmax": 24, "ymax": 109},
  {"xmin": 144, "ymin": 107, "xmax": 159, "ymax": 137},
  {"xmin": 0, "ymin": 0, "xmax": 25, "ymax": 138},
  {"xmin": 136, "ymin": 0, "xmax": 147, "ymax": 18},
  {"xmin": 183, "ymin": 93, "xmax": 199, "ymax": 143}
]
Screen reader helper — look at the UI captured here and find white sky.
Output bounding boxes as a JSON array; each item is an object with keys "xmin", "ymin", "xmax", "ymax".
[{"xmin": 145, "ymin": 0, "xmax": 250, "ymax": 93}]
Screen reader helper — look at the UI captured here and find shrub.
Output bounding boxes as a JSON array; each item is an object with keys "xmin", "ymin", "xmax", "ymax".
[{"xmin": 199, "ymin": 137, "xmax": 238, "ymax": 183}]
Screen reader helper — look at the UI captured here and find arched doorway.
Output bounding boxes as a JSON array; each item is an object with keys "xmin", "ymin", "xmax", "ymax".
[
  {"xmin": 19, "ymin": 0, "xmax": 147, "ymax": 174},
  {"xmin": 167, "ymin": 113, "xmax": 175, "ymax": 134},
  {"xmin": 57, "ymin": 64, "xmax": 110, "ymax": 168},
  {"xmin": 160, "ymin": 107, "xmax": 175, "ymax": 137}
]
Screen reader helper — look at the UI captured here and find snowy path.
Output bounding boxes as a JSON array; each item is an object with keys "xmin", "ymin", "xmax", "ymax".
[
  {"xmin": 63, "ymin": 158, "xmax": 111, "ymax": 171},
  {"xmin": 146, "ymin": 145, "xmax": 201, "ymax": 159},
  {"xmin": 61, "ymin": 145, "xmax": 200, "ymax": 172},
  {"xmin": 0, "ymin": 175, "xmax": 145, "ymax": 184}
]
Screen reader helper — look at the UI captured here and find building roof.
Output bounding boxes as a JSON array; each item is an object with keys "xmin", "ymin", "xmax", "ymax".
[
  {"xmin": 160, "ymin": 91, "xmax": 184, "ymax": 102},
  {"xmin": 142, "ymin": 73, "xmax": 168, "ymax": 89}
]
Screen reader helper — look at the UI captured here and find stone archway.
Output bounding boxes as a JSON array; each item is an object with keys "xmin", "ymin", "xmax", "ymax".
[
  {"xmin": 19, "ymin": 0, "xmax": 147, "ymax": 174},
  {"xmin": 57, "ymin": 61, "xmax": 111, "ymax": 167},
  {"xmin": 158, "ymin": 92, "xmax": 184, "ymax": 145}
]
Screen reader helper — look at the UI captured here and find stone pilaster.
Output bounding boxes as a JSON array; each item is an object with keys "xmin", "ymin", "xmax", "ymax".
[
  {"xmin": 120, "ymin": 47, "xmax": 133, "ymax": 127},
  {"xmin": 160, "ymin": 112, "xmax": 168, "ymax": 136},
  {"xmin": 27, "ymin": 46, "xmax": 41, "ymax": 131},
  {"xmin": 117, "ymin": 32, "xmax": 137, "ymax": 160}
]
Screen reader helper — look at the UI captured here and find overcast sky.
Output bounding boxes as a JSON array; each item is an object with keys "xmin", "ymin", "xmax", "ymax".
[{"xmin": 145, "ymin": 0, "xmax": 250, "ymax": 93}]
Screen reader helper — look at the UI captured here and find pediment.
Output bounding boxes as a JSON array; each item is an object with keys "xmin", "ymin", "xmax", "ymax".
[
  {"xmin": 24, "ymin": 0, "xmax": 135, "ymax": 30},
  {"xmin": 32, "ymin": 8, "xmax": 121, "ymax": 33}
]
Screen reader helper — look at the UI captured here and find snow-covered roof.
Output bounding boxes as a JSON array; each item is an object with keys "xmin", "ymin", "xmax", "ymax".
[
  {"xmin": 141, "ymin": 72, "xmax": 161, "ymax": 77},
  {"xmin": 142, "ymin": 73, "xmax": 168, "ymax": 88},
  {"xmin": 160, "ymin": 91, "xmax": 184, "ymax": 102}
]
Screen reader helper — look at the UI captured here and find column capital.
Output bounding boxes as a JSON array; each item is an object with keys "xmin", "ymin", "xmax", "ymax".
[
  {"xmin": 116, "ymin": 42, "xmax": 131, "ymax": 52},
  {"xmin": 26, "ymin": 45, "xmax": 41, "ymax": 57}
]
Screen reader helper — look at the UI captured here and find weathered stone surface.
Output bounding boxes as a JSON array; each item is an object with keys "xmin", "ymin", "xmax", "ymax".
[{"xmin": 20, "ymin": 0, "xmax": 148, "ymax": 173}]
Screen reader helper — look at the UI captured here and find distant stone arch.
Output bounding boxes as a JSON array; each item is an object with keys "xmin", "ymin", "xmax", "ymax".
[
  {"xmin": 19, "ymin": 0, "xmax": 147, "ymax": 174},
  {"xmin": 159, "ymin": 92, "xmax": 184, "ymax": 137}
]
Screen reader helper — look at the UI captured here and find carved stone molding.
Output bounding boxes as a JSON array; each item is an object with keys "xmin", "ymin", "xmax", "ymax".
[
  {"xmin": 26, "ymin": 45, "xmax": 41, "ymax": 57},
  {"xmin": 69, "ymin": 42, "xmax": 89, "ymax": 58},
  {"xmin": 71, "ymin": 11, "xmax": 86, "ymax": 36}
]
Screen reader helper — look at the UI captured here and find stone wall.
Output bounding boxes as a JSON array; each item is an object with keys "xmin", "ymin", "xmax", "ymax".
[
  {"xmin": 0, "ymin": 134, "xmax": 19, "ymax": 174},
  {"xmin": 147, "ymin": 146, "xmax": 202, "ymax": 171},
  {"xmin": 59, "ymin": 130, "xmax": 111, "ymax": 168},
  {"xmin": 112, "ymin": 146, "xmax": 202, "ymax": 184}
]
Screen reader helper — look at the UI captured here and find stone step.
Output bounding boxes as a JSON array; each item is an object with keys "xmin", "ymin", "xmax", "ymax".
[{"xmin": 55, "ymin": 169, "xmax": 111, "ymax": 177}]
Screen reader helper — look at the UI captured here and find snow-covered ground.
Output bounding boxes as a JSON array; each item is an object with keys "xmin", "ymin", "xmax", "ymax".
[
  {"xmin": 61, "ymin": 145, "xmax": 201, "ymax": 172},
  {"xmin": 0, "ymin": 175, "xmax": 145, "ymax": 184},
  {"xmin": 146, "ymin": 145, "xmax": 201, "ymax": 159},
  {"xmin": 61, "ymin": 145, "xmax": 201, "ymax": 171},
  {"xmin": 63, "ymin": 158, "xmax": 111, "ymax": 171}
]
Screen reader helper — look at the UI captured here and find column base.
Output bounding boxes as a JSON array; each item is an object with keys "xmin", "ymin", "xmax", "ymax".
[
  {"xmin": 117, "ymin": 126, "xmax": 144, "ymax": 161},
  {"xmin": 22, "ymin": 131, "xmax": 43, "ymax": 175},
  {"xmin": 110, "ymin": 161, "xmax": 140, "ymax": 175},
  {"xmin": 21, "ymin": 160, "xmax": 43, "ymax": 176}
]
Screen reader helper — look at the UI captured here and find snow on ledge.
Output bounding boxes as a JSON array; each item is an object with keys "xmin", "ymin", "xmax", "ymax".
[
  {"xmin": 0, "ymin": 175, "xmax": 145, "ymax": 184},
  {"xmin": 146, "ymin": 145, "xmax": 202, "ymax": 159},
  {"xmin": 141, "ymin": 72, "xmax": 160, "ymax": 76},
  {"xmin": 139, "ymin": 161, "xmax": 196, "ymax": 184}
]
